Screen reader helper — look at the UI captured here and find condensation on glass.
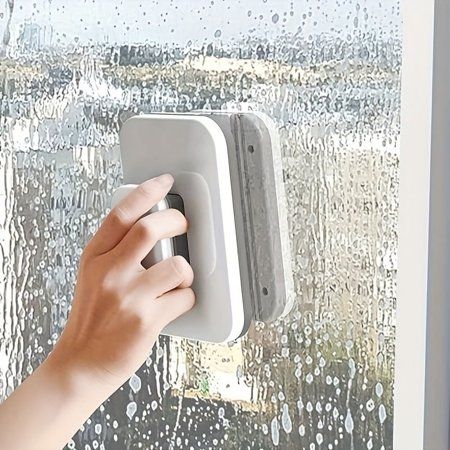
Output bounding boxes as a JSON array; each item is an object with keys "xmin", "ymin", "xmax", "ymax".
[{"xmin": 0, "ymin": 1, "xmax": 401, "ymax": 449}]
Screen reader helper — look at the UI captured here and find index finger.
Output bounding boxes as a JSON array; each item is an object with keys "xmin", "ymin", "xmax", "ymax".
[{"xmin": 86, "ymin": 173, "xmax": 174, "ymax": 256}]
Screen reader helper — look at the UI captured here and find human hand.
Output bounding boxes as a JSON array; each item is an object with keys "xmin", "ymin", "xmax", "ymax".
[
  {"xmin": 50, "ymin": 173, "xmax": 195, "ymax": 390},
  {"xmin": 0, "ymin": 174, "xmax": 195, "ymax": 450}
]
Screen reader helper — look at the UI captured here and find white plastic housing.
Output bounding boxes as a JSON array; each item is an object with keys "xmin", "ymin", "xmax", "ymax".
[{"xmin": 115, "ymin": 115, "xmax": 245, "ymax": 343}]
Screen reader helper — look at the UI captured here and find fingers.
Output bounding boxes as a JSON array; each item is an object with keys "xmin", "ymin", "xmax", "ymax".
[
  {"xmin": 113, "ymin": 208, "xmax": 188, "ymax": 268},
  {"xmin": 134, "ymin": 255, "xmax": 194, "ymax": 299},
  {"xmin": 86, "ymin": 174, "xmax": 174, "ymax": 256},
  {"xmin": 152, "ymin": 288, "xmax": 196, "ymax": 327}
]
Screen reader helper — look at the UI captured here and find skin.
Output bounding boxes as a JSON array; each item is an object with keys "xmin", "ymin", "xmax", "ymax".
[{"xmin": 0, "ymin": 173, "xmax": 195, "ymax": 450}]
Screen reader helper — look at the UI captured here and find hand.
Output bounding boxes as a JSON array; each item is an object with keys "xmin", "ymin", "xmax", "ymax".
[
  {"xmin": 52, "ymin": 173, "xmax": 195, "ymax": 389},
  {"xmin": 0, "ymin": 174, "xmax": 195, "ymax": 450}
]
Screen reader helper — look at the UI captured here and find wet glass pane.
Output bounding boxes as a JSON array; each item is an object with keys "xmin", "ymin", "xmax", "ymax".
[{"xmin": 0, "ymin": 0, "xmax": 401, "ymax": 448}]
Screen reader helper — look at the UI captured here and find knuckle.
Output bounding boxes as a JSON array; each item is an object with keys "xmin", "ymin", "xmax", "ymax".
[
  {"xmin": 135, "ymin": 218, "xmax": 156, "ymax": 242},
  {"xmin": 109, "ymin": 206, "xmax": 128, "ymax": 228},
  {"xmin": 126, "ymin": 310, "xmax": 148, "ymax": 332},
  {"xmin": 99, "ymin": 270, "xmax": 120, "ymax": 297}
]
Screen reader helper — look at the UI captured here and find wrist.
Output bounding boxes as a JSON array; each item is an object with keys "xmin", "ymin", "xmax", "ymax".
[
  {"xmin": 0, "ymin": 342, "xmax": 119, "ymax": 450},
  {"xmin": 42, "ymin": 343, "xmax": 118, "ymax": 404}
]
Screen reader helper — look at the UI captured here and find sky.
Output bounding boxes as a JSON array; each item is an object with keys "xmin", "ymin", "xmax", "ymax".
[{"xmin": 2, "ymin": 0, "xmax": 402, "ymax": 46}]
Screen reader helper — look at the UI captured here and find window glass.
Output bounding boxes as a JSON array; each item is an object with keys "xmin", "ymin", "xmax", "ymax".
[{"xmin": 0, "ymin": 1, "xmax": 401, "ymax": 448}]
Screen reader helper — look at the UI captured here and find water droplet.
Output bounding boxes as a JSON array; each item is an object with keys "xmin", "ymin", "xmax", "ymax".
[
  {"xmin": 348, "ymin": 358, "xmax": 356, "ymax": 379},
  {"xmin": 366, "ymin": 399, "xmax": 375, "ymax": 412},
  {"xmin": 345, "ymin": 409, "xmax": 354, "ymax": 434},
  {"xmin": 333, "ymin": 407, "xmax": 339, "ymax": 419},
  {"xmin": 316, "ymin": 432, "xmax": 323, "ymax": 445},
  {"xmin": 129, "ymin": 374, "xmax": 141, "ymax": 393},
  {"xmin": 375, "ymin": 382, "xmax": 384, "ymax": 397},
  {"xmin": 281, "ymin": 404, "xmax": 292, "ymax": 433},
  {"xmin": 126, "ymin": 402, "xmax": 137, "ymax": 420},
  {"xmin": 379, "ymin": 404, "xmax": 387, "ymax": 424},
  {"xmin": 271, "ymin": 416, "xmax": 280, "ymax": 446}
]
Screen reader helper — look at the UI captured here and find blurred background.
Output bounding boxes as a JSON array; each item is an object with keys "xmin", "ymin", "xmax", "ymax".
[{"xmin": 0, "ymin": 1, "xmax": 401, "ymax": 448}]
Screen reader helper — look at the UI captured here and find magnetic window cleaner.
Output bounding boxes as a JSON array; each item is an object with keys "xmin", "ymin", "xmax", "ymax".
[{"xmin": 111, "ymin": 112, "xmax": 294, "ymax": 343}]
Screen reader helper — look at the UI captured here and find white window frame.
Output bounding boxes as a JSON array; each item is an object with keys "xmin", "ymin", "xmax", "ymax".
[{"xmin": 395, "ymin": 1, "xmax": 450, "ymax": 449}]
